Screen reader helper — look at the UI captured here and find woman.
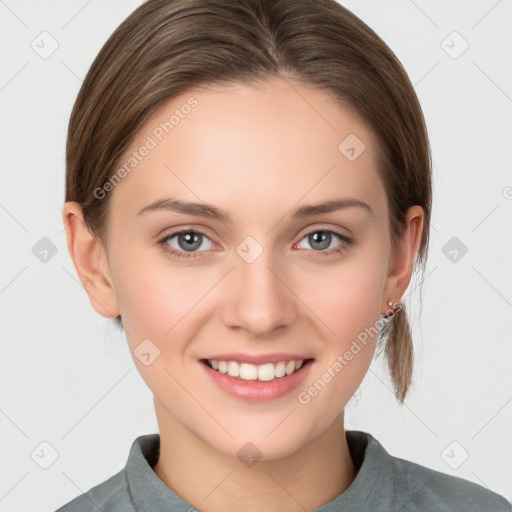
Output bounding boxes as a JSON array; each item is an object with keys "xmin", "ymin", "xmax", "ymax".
[{"xmin": 56, "ymin": 0, "xmax": 510, "ymax": 510}]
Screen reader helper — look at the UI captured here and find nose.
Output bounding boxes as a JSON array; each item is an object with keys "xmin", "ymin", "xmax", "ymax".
[{"xmin": 221, "ymin": 246, "xmax": 298, "ymax": 337}]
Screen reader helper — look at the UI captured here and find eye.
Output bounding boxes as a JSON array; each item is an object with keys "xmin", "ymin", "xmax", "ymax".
[
  {"xmin": 294, "ymin": 229, "xmax": 353, "ymax": 258},
  {"xmin": 158, "ymin": 229, "xmax": 215, "ymax": 260},
  {"xmin": 158, "ymin": 227, "xmax": 354, "ymax": 261}
]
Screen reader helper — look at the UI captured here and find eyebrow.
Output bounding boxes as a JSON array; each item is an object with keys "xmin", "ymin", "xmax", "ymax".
[{"xmin": 136, "ymin": 196, "xmax": 373, "ymax": 222}]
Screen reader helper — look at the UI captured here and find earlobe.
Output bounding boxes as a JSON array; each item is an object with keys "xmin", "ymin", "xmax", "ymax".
[
  {"xmin": 62, "ymin": 202, "xmax": 120, "ymax": 319},
  {"xmin": 381, "ymin": 206, "xmax": 425, "ymax": 312}
]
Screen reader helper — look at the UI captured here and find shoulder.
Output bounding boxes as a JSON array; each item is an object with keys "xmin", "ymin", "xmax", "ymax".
[
  {"xmin": 54, "ymin": 468, "xmax": 135, "ymax": 512},
  {"xmin": 347, "ymin": 431, "xmax": 511, "ymax": 512},
  {"xmin": 53, "ymin": 433, "xmax": 162, "ymax": 512},
  {"xmin": 386, "ymin": 447, "xmax": 511, "ymax": 511}
]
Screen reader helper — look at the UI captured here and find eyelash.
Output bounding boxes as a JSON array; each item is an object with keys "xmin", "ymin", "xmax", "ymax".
[{"xmin": 157, "ymin": 228, "xmax": 354, "ymax": 261}]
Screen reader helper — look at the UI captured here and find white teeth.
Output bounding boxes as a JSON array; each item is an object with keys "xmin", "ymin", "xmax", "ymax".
[
  {"xmin": 240, "ymin": 363, "xmax": 258, "ymax": 380},
  {"xmin": 285, "ymin": 360, "xmax": 295, "ymax": 375},
  {"xmin": 275, "ymin": 361, "xmax": 286, "ymax": 378},
  {"xmin": 257, "ymin": 363, "xmax": 275, "ymax": 382},
  {"xmin": 207, "ymin": 359, "xmax": 307, "ymax": 381},
  {"xmin": 227, "ymin": 361, "xmax": 239, "ymax": 377}
]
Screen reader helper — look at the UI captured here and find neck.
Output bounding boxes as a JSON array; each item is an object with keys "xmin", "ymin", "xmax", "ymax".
[{"xmin": 152, "ymin": 406, "xmax": 357, "ymax": 512}]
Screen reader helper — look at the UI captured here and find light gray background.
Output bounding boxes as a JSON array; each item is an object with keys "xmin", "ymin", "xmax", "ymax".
[{"xmin": 1, "ymin": 1, "xmax": 511, "ymax": 510}]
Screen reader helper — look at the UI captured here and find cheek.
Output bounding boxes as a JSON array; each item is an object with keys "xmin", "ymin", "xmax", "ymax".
[
  {"xmin": 293, "ymin": 250, "xmax": 386, "ymax": 405},
  {"xmin": 298, "ymin": 266, "xmax": 384, "ymax": 416},
  {"xmin": 301, "ymin": 252, "xmax": 386, "ymax": 342},
  {"xmin": 109, "ymin": 249, "xmax": 206, "ymax": 389},
  {"xmin": 109, "ymin": 242, "xmax": 207, "ymax": 341}
]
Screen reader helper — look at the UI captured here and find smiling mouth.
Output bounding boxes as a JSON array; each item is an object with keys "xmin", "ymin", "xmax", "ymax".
[{"xmin": 201, "ymin": 358, "xmax": 314, "ymax": 382}]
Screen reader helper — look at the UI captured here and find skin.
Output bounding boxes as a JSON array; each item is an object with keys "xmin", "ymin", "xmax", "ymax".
[{"xmin": 63, "ymin": 76, "xmax": 424, "ymax": 512}]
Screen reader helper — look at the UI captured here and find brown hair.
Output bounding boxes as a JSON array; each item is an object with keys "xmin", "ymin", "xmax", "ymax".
[{"xmin": 65, "ymin": 0, "xmax": 432, "ymax": 403}]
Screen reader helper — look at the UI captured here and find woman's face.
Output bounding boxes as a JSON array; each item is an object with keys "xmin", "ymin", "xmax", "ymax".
[{"xmin": 102, "ymin": 77, "xmax": 401, "ymax": 459}]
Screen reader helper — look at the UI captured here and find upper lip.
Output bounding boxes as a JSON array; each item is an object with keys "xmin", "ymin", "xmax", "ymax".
[{"xmin": 201, "ymin": 353, "xmax": 314, "ymax": 365}]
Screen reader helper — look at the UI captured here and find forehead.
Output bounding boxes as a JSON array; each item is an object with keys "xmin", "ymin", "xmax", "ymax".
[{"xmin": 110, "ymin": 77, "xmax": 386, "ymax": 222}]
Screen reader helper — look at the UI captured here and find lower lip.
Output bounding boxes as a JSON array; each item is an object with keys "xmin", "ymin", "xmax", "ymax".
[{"xmin": 200, "ymin": 359, "xmax": 314, "ymax": 402}]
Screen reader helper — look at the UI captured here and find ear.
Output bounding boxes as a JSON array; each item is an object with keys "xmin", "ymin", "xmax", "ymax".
[
  {"xmin": 381, "ymin": 205, "xmax": 425, "ymax": 312},
  {"xmin": 62, "ymin": 202, "xmax": 120, "ymax": 319}
]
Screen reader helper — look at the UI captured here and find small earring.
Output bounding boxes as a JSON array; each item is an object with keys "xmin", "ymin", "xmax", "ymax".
[{"xmin": 382, "ymin": 300, "xmax": 402, "ymax": 319}]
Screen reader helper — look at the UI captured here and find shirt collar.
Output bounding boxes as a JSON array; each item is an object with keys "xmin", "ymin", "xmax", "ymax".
[
  {"xmin": 126, "ymin": 430, "xmax": 389, "ymax": 511},
  {"xmin": 127, "ymin": 433, "xmax": 193, "ymax": 512}
]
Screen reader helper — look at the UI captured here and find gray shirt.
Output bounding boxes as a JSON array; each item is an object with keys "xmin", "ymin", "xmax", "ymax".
[{"xmin": 55, "ymin": 430, "xmax": 511, "ymax": 511}]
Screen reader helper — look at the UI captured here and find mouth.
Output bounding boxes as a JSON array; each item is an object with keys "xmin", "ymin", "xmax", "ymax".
[
  {"xmin": 199, "ymin": 356, "xmax": 315, "ymax": 402},
  {"xmin": 200, "ymin": 358, "xmax": 315, "ymax": 382}
]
